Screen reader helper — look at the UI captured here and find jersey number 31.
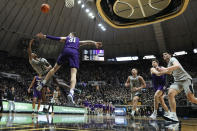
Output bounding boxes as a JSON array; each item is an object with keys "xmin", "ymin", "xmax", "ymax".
[{"xmin": 69, "ymin": 38, "xmax": 76, "ymax": 43}]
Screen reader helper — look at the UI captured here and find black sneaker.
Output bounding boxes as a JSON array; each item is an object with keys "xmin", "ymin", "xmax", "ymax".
[{"xmin": 43, "ymin": 108, "xmax": 48, "ymax": 113}]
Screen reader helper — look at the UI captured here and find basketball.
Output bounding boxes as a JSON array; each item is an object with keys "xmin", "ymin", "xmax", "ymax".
[{"xmin": 41, "ymin": 4, "xmax": 50, "ymax": 13}]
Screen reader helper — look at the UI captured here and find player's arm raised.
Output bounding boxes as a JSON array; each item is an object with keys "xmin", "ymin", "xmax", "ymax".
[
  {"xmin": 27, "ymin": 39, "xmax": 34, "ymax": 61},
  {"xmin": 79, "ymin": 40, "xmax": 102, "ymax": 48},
  {"xmin": 36, "ymin": 32, "xmax": 67, "ymax": 43}
]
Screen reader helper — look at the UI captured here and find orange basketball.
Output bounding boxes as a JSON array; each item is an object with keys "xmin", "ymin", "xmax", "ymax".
[{"xmin": 41, "ymin": 4, "xmax": 50, "ymax": 13}]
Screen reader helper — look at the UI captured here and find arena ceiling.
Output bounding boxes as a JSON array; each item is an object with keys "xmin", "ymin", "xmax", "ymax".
[{"xmin": 0, "ymin": 0, "xmax": 196, "ymax": 60}]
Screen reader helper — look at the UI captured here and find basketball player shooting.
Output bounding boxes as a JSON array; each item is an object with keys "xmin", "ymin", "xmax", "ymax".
[{"xmin": 35, "ymin": 32, "xmax": 102, "ymax": 105}]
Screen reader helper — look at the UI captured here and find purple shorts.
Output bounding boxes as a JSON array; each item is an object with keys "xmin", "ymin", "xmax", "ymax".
[
  {"xmin": 57, "ymin": 48, "xmax": 79, "ymax": 69},
  {"xmin": 154, "ymin": 85, "xmax": 164, "ymax": 92},
  {"xmin": 33, "ymin": 88, "xmax": 42, "ymax": 100}
]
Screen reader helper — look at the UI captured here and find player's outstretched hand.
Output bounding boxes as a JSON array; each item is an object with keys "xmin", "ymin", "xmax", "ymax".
[
  {"xmin": 36, "ymin": 32, "xmax": 45, "ymax": 39},
  {"xmin": 95, "ymin": 42, "xmax": 102, "ymax": 48}
]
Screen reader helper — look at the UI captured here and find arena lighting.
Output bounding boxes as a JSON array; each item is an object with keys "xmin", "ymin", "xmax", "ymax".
[
  {"xmin": 116, "ymin": 56, "xmax": 139, "ymax": 61},
  {"xmin": 81, "ymin": 4, "xmax": 85, "ymax": 8},
  {"xmin": 77, "ymin": 0, "xmax": 81, "ymax": 4},
  {"xmin": 88, "ymin": 12, "xmax": 93, "ymax": 17},
  {"xmin": 101, "ymin": 26, "xmax": 105, "ymax": 30},
  {"xmin": 98, "ymin": 23, "xmax": 102, "ymax": 27},
  {"xmin": 193, "ymin": 49, "xmax": 197, "ymax": 54},
  {"xmin": 85, "ymin": 9, "xmax": 90, "ymax": 13},
  {"xmin": 173, "ymin": 51, "xmax": 187, "ymax": 56},
  {"xmin": 143, "ymin": 55, "xmax": 156, "ymax": 59}
]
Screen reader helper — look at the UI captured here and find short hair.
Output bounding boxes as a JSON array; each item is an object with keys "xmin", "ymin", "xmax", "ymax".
[
  {"xmin": 70, "ymin": 32, "xmax": 76, "ymax": 37},
  {"xmin": 163, "ymin": 51, "xmax": 172, "ymax": 56},
  {"xmin": 152, "ymin": 59, "xmax": 159, "ymax": 64},
  {"xmin": 131, "ymin": 68, "xmax": 138, "ymax": 71}
]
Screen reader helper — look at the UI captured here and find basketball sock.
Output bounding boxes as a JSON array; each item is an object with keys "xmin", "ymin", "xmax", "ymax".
[
  {"xmin": 70, "ymin": 88, "xmax": 74, "ymax": 96},
  {"xmin": 153, "ymin": 110, "xmax": 157, "ymax": 114},
  {"xmin": 42, "ymin": 80, "xmax": 47, "ymax": 85},
  {"xmin": 171, "ymin": 112, "xmax": 176, "ymax": 116}
]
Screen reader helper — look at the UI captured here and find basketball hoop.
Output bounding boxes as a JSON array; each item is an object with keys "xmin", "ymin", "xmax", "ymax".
[{"xmin": 65, "ymin": 0, "xmax": 75, "ymax": 8}]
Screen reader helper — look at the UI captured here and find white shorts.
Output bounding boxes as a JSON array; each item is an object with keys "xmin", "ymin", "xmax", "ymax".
[{"xmin": 170, "ymin": 79, "xmax": 194, "ymax": 95}]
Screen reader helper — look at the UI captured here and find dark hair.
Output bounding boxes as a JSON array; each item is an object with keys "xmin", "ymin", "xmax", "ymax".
[
  {"xmin": 163, "ymin": 51, "xmax": 172, "ymax": 55},
  {"xmin": 131, "ymin": 68, "xmax": 138, "ymax": 71},
  {"xmin": 152, "ymin": 59, "xmax": 159, "ymax": 64},
  {"xmin": 70, "ymin": 32, "xmax": 76, "ymax": 37}
]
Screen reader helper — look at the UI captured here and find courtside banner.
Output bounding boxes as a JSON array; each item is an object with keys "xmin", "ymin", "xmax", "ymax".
[{"xmin": 3, "ymin": 101, "xmax": 87, "ymax": 114}]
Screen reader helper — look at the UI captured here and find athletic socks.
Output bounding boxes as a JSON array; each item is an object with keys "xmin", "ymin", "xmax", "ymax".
[
  {"xmin": 153, "ymin": 110, "xmax": 157, "ymax": 114},
  {"xmin": 171, "ymin": 112, "xmax": 177, "ymax": 116},
  {"xmin": 70, "ymin": 88, "xmax": 74, "ymax": 96},
  {"xmin": 42, "ymin": 80, "xmax": 47, "ymax": 85}
]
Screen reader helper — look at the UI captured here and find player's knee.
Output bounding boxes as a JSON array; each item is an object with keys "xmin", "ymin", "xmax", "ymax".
[
  {"xmin": 168, "ymin": 90, "xmax": 175, "ymax": 98},
  {"xmin": 154, "ymin": 93, "xmax": 159, "ymax": 99}
]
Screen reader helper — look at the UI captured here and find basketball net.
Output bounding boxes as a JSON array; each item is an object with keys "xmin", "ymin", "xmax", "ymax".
[{"xmin": 65, "ymin": 0, "xmax": 75, "ymax": 8}]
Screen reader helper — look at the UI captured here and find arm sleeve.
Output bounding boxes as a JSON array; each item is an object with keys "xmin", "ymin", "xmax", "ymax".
[{"xmin": 46, "ymin": 35, "xmax": 61, "ymax": 41}]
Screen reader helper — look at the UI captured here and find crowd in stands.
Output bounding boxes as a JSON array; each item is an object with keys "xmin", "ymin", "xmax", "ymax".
[{"xmin": 0, "ymin": 53, "xmax": 197, "ymax": 111}]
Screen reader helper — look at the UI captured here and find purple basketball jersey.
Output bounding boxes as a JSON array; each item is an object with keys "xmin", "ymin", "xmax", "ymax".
[
  {"xmin": 64, "ymin": 36, "xmax": 80, "ymax": 49},
  {"xmin": 152, "ymin": 74, "xmax": 166, "ymax": 86}
]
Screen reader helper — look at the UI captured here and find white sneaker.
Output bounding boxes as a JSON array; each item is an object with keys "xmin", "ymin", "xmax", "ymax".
[
  {"xmin": 164, "ymin": 112, "xmax": 179, "ymax": 122},
  {"xmin": 165, "ymin": 123, "xmax": 179, "ymax": 130},
  {"xmin": 149, "ymin": 120, "xmax": 159, "ymax": 130},
  {"xmin": 149, "ymin": 113, "xmax": 157, "ymax": 120},
  {"xmin": 130, "ymin": 112, "xmax": 135, "ymax": 117},
  {"xmin": 163, "ymin": 111, "xmax": 169, "ymax": 118}
]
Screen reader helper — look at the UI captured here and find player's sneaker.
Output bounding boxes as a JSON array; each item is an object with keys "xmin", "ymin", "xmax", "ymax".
[
  {"xmin": 165, "ymin": 122, "xmax": 179, "ymax": 130},
  {"xmin": 36, "ymin": 82, "xmax": 43, "ymax": 91},
  {"xmin": 163, "ymin": 111, "xmax": 169, "ymax": 118},
  {"xmin": 130, "ymin": 111, "xmax": 135, "ymax": 118},
  {"xmin": 32, "ymin": 111, "xmax": 35, "ymax": 115},
  {"xmin": 43, "ymin": 108, "xmax": 48, "ymax": 113},
  {"xmin": 149, "ymin": 112, "xmax": 157, "ymax": 120},
  {"xmin": 163, "ymin": 112, "xmax": 179, "ymax": 122},
  {"xmin": 149, "ymin": 120, "xmax": 159, "ymax": 130},
  {"xmin": 67, "ymin": 93, "xmax": 75, "ymax": 105}
]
